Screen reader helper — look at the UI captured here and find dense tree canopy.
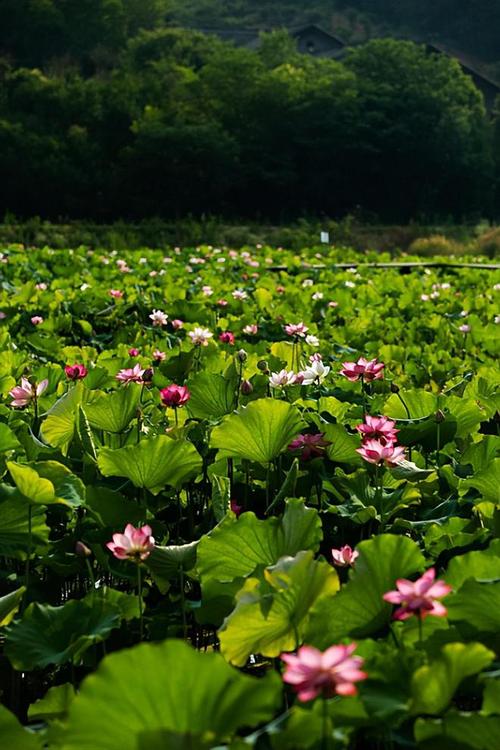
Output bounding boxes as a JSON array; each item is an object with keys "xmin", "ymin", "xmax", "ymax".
[{"xmin": 0, "ymin": 12, "xmax": 498, "ymax": 222}]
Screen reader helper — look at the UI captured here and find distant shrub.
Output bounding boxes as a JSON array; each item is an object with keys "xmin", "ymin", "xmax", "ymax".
[
  {"xmin": 477, "ymin": 227, "xmax": 500, "ymax": 259},
  {"xmin": 408, "ymin": 234, "xmax": 460, "ymax": 257}
]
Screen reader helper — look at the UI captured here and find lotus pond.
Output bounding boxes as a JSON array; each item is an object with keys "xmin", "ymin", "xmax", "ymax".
[{"xmin": 0, "ymin": 243, "xmax": 499, "ymax": 749}]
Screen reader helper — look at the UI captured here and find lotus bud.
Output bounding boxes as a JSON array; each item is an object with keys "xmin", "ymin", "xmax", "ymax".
[
  {"xmin": 435, "ymin": 409, "xmax": 445, "ymax": 423},
  {"xmin": 390, "ymin": 382, "xmax": 400, "ymax": 393},
  {"xmin": 142, "ymin": 368, "xmax": 154, "ymax": 383},
  {"xmin": 75, "ymin": 541, "xmax": 92, "ymax": 558},
  {"xmin": 237, "ymin": 349, "xmax": 247, "ymax": 362},
  {"xmin": 240, "ymin": 379, "xmax": 253, "ymax": 395}
]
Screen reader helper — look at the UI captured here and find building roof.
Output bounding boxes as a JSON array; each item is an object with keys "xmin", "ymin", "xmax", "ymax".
[
  {"xmin": 195, "ymin": 24, "xmax": 346, "ymax": 52},
  {"xmin": 425, "ymin": 41, "xmax": 500, "ymax": 92}
]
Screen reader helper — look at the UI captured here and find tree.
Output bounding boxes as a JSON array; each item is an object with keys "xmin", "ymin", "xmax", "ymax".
[{"xmin": 344, "ymin": 39, "xmax": 492, "ymax": 220}]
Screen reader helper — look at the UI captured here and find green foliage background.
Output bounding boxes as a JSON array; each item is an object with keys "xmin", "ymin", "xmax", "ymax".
[{"xmin": 0, "ymin": 1, "xmax": 499, "ymax": 222}]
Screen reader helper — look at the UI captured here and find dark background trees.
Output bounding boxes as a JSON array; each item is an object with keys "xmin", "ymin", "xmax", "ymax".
[{"xmin": 0, "ymin": 2, "xmax": 498, "ymax": 223}]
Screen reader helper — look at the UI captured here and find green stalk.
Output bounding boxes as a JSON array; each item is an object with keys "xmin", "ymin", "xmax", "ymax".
[
  {"xmin": 322, "ymin": 696, "xmax": 329, "ymax": 750},
  {"xmin": 25, "ymin": 504, "xmax": 32, "ymax": 594},
  {"xmin": 418, "ymin": 613, "xmax": 423, "ymax": 647},
  {"xmin": 360, "ymin": 375, "xmax": 367, "ymax": 418},
  {"xmin": 137, "ymin": 565, "xmax": 144, "ymax": 642},
  {"xmin": 266, "ymin": 464, "xmax": 271, "ymax": 510},
  {"xmin": 180, "ymin": 566, "xmax": 187, "ymax": 640}
]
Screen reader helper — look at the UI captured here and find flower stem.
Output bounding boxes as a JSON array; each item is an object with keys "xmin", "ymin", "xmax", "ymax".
[
  {"xmin": 174, "ymin": 407, "xmax": 179, "ymax": 427},
  {"xmin": 266, "ymin": 464, "xmax": 271, "ymax": 510},
  {"xmin": 180, "ymin": 566, "xmax": 187, "ymax": 640},
  {"xmin": 85, "ymin": 558, "xmax": 96, "ymax": 596},
  {"xmin": 322, "ymin": 695, "xmax": 329, "ymax": 750},
  {"xmin": 360, "ymin": 375, "xmax": 367, "ymax": 418},
  {"xmin": 137, "ymin": 565, "xmax": 144, "ymax": 642},
  {"xmin": 24, "ymin": 504, "xmax": 32, "ymax": 596}
]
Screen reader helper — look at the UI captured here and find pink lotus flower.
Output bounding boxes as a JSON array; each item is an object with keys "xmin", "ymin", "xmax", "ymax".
[
  {"xmin": 31, "ymin": 315, "xmax": 44, "ymax": 325},
  {"xmin": 331, "ymin": 545, "xmax": 359, "ymax": 567},
  {"xmin": 160, "ymin": 384, "xmax": 190, "ymax": 407},
  {"xmin": 65, "ymin": 364, "xmax": 88, "ymax": 381},
  {"xmin": 276, "ymin": 285, "xmax": 286, "ymax": 294},
  {"xmin": 340, "ymin": 357, "xmax": 385, "ymax": 383},
  {"xmin": 149, "ymin": 309, "xmax": 168, "ymax": 327},
  {"xmin": 243, "ymin": 324, "xmax": 258, "ymax": 335},
  {"xmin": 128, "ymin": 348, "xmax": 140, "ymax": 357},
  {"xmin": 219, "ymin": 331, "xmax": 235, "ymax": 345},
  {"xmin": 171, "ymin": 319, "xmax": 184, "ymax": 330},
  {"xmin": 36, "ymin": 282, "xmax": 47, "ymax": 290},
  {"xmin": 356, "ymin": 415, "xmax": 398, "ymax": 445},
  {"xmin": 188, "ymin": 327, "xmax": 213, "ymax": 346},
  {"xmin": 383, "ymin": 568, "xmax": 452, "ymax": 621},
  {"xmin": 106, "ymin": 524, "xmax": 155, "ymax": 562},
  {"xmin": 153, "ymin": 349, "xmax": 166, "ymax": 362},
  {"xmin": 281, "ymin": 644, "xmax": 367, "ymax": 701},
  {"xmin": 356, "ymin": 439, "xmax": 405, "ymax": 466},
  {"xmin": 288, "ymin": 433, "xmax": 330, "ymax": 460},
  {"xmin": 458, "ymin": 324, "xmax": 471, "ymax": 334},
  {"xmin": 116, "ymin": 363, "xmax": 145, "ymax": 384},
  {"xmin": 298, "ymin": 360, "xmax": 330, "ymax": 385},
  {"xmin": 217, "ymin": 299, "xmax": 228, "ymax": 307},
  {"xmin": 232, "ymin": 289, "xmax": 248, "ymax": 301},
  {"xmin": 284, "ymin": 322, "xmax": 309, "ymax": 338},
  {"xmin": 109, "ymin": 289, "xmax": 123, "ymax": 298},
  {"xmin": 9, "ymin": 377, "xmax": 48, "ymax": 407},
  {"xmin": 269, "ymin": 369, "xmax": 297, "ymax": 388}
]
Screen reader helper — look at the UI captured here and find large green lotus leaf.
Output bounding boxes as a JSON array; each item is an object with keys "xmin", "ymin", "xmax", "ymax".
[
  {"xmin": 186, "ymin": 373, "xmax": 236, "ymax": 420},
  {"xmin": 307, "ymin": 534, "xmax": 425, "ymax": 648},
  {"xmin": 85, "ymin": 485, "xmax": 148, "ymax": 528},
  {"xmin": 0, "ymin": 422, "xmax": 21, "ymax": 452},
  {"xmin": 211, "ymin": 473, "xmax": 231, "ymax": 521},
  {"xmin": 219, "ymin": 551, "xmax": 339, "ymax": 666},
  {"xmin": 318, "ymin": 396, "xmax": 351, "ymax": 423},
  {"xmin": 323, "ymin": 423, "xmax": 362, "ymax": 464},
  {"xmin": 415, "ymin": 713, "xmax": 500, "ymax": 750},
  {"xmin": 447, "ymin": 396, "xmax": 485, "ymax": 439},
  {"xmin": 411, "ymin": 643, "xmax": 494, "ymax": 715},
  {"xmin": 0, "ymin": 705, "xmax": 42, "ymax": 750},
  {"xmin": 210, "ymin": 398, "xmax": 304, "ymax": 463},
  {"xmin": 6, "ymin": 460, "xmax": 85, "ymax": 507},
  {"xmin": 424, "ymin": 517, "xmax": 488, "ymax": 557},
  {"xmin": 395, "ymin": 417, "xmax": 457, "ymax": 452},
  {"xmin": 40, "ymin": 382, "xmax": 85, "ymax": 454},
  {"xmin": 464, "ymin": 374, "xmax": 500, "ymax": 420},
  {"xmin": 460, "ymin": 437, "xmax": 500, "ymax": 473},
  {"xmin": 0, "ymin": 492, "xmax": 49, "ymax": 558},
  {"xmin": 197, "ymin": 498, "xmax": 322, "ymax": 584},
  {"xmin": 146, "ymin": 541, "xmax": 198, "ymax": 583},
  {"xmin": 482, "ymin": 680, "xmax": 500, "ymax": 715},
  {"xmin": 53, "ymin": 639, "xmax": 282, "ymax": 750},
  {"xmin": 84, "ymin": 386, "xmax": 141, "ymax": 433},
  {"xmin": 447, "ymin": 580, "xmax": 500, "ymax": 633},
  {"xmin": 7, "ymin": 460, "xmax": 55, "ymax": 504},
  {"xmin": 383, "ymin": 390, "xmax": 439, "ymax": 420},
  {"xmin": 0, "ymin": 586, "xmax": 26, "ymax": 626},
  {"xmin": 28, "ymin": 683, "xmax": 75, "ymax": 722},
  {"xmin": 460, "ymin": 459, "xmax": 500, "ymax": 503},
  {"xmin": 97, "ymin": 435, "xmax": 202, "ymax": 494},
  {"xmin": 445, "ymin": 541, "xmax": 500, "ymax": 589},
  {"xmin": 270, "ymin": 341, "xmax": 294, "ymax": 368},
  {"xmin": 4, "ymin": 593, "xmax": 121, "ymax": 669},
  {"xmin": 32, "ymin": 461, "xmax": 85, "ymax": 508}
]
